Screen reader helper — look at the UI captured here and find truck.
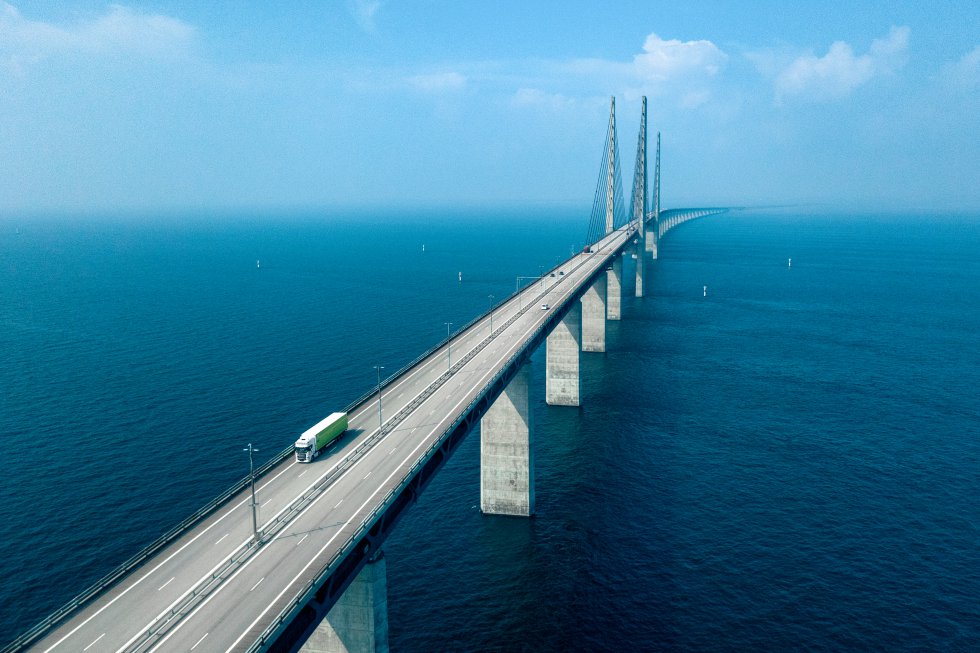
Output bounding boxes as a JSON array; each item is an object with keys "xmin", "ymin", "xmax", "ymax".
[{"xmin": 294, "ymin": 412, "xmax": 348, "ymax": 463}]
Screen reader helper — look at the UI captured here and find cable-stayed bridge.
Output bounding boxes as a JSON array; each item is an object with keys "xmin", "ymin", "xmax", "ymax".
[{"xmin": 5, "ymin": 97, "xmax": 726, "ymax": 653}]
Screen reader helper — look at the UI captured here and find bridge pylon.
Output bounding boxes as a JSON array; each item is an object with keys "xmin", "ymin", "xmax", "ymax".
[
  {"xmin": 647, "ymin": 131, "xmax": 660, "ymax": 259},
  {"xmin": 632, "ymin": 97, "xmax": 648, "ymax": 297}
]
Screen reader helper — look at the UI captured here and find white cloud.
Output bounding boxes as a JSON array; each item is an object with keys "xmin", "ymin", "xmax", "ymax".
[
  {"xmin": 774, "ymin": 26, "xmax": 909, "ymax": 103},
  {"xmin": 348, "ymin": 0, "xmax": 382, "ymax": 33},
  {"xmin": 633, "ymin": 33, "xmax": 727, "ymax": 82},
  {"xmin": 510, "ymin": 88, "xmax": 575, "ymax": 111},
  {"xmin": 942, "ymin": 45, "xmax": 980, "ymax": 90},
  {"xmin": 0, "ymin": 3, "xmax": 194, "ymax": 74},
  {"xmin": 407, "ymin": 71, "xmax": 466, "ymax": 92}
]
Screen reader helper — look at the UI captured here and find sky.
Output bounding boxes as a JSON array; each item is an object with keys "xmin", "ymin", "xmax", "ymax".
[{"xmin": 1, "ymin": 1, "xmax": 978, "ymax": 216}]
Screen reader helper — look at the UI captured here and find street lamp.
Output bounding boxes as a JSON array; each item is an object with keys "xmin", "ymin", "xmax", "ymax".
[
  {"xmin": 444, "ymin": 322, "xmax": 453, "ymax": 370},
  {"xmin": 515, "ymin": 276, "xmax": 542, "ymax": 310},
  {"xmin": 374, "ymin": 364, "xmax": 384, "ymax": 428},
  {"xmin": 243, "ymin": 443, "xmax": 260, "ymax": 544},
  {"xmin": 488, "ymin": 295, "xmax": 495, "ymax": 334}
]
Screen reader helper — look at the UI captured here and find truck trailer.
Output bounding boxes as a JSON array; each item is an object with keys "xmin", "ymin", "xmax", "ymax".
[{"xmin": 294, "ymin": 412, "xmax": 348, "ymax": 462}]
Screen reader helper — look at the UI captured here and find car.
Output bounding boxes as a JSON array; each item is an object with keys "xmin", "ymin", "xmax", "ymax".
[
  {"xmin": 558, "ymin": 271, "xmax": 565, "ymax": 276},
  {"xmin": 550, "ymin": 272, "xmax": 556, "ymax": 277},
  {"xmin": 540, "ymin": 303, "xmax": 549, "ymax": 310}
]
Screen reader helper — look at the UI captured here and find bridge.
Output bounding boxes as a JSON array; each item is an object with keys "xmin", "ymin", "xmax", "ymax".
[{"xmin": 4, "ymin": 97, "xmax": 725, "ymax": 653}]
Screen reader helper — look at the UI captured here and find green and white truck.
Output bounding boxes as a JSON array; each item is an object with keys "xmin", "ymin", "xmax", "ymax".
[{"xmin": 294, "ymin": 412, "xmax": 348, "ymax": 462}]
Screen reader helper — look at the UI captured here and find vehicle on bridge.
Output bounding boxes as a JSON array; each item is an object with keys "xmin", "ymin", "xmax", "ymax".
[{"xmin": 294, "ymin": 412, "xmax": 348, "ymax": 462}]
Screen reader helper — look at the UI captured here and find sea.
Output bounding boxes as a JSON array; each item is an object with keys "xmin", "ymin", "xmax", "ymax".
[{"xmin": 1, "ymin": 208, "xmax": 979, "ymax": 651}]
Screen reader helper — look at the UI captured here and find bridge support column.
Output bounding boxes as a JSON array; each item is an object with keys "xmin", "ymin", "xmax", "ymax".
[
  {"xmin": 607, "ymin": 256, "xmax": 622, "ymax": 320},
  {"xmin": 546, "ymin": 303, "xmax": 580, "ymax": 406},
  {"xmin": 635, "ymin": 241, "xmax": 645, "ymax": 298},
  {"xmin": 646, "ymin": 230, "xmax": 657, "ymax": 259},
  {"xmin": 581, "ymin": 278, "xmax": 606, "ymax": 352},
  {"xmin": 480, "ymin": 364, "xmax": 533, "ymax": 516},
  {"xmin": 301, "ymin": 553, "xmax": 389, "ymax": 653}
]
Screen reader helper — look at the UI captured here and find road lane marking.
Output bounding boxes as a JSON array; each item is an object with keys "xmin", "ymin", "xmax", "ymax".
[
  {"xmin": 215, "ymin": 533, "xmax": 229, "ymax": 545},
  {"xmin": 335, "ymin": 500, "xmax": 343, "ymax": 508},
  {"xmin": 364, "ymin": 471, "xmax": 372, "ymax": 479},
  {"xmin": 83, "ymin": 634, "xmax": 105, "ymax": 651},
  {"xmin": 221, "ymin": 410, "xmax": 453, "ymax": 653},
  {"xmin": 43, "ymin": 457, "xmax": 301, "ymax": 653},
  {"xmin": 389, "ymin": 448, "xmax": 396, "ymax": 455},
  {"xmin": 297, "ymin": 470, "xmax": 307, "ymax": 478},
  {"xmin": 249, "ymin": 578, "xmax": 265, "ymax": 592},
  {"xmin": 190, "ymin": 633, "xmax": 208, "ymax": 650},
  {"xmin": 158, "ymin": 577, "xmax": 175, "ymax": 591},
  {"xmin": 296, "ymin": 534, "xmax": 308, "ymax": 546}
]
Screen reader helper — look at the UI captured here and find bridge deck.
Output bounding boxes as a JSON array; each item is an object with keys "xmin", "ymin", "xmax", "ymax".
[{"xmin": 27, "ymin": 224, "xmax": 634, "ymax": 653}]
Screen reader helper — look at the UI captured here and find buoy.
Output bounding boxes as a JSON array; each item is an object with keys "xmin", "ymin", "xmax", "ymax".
[{"xmin": 703, "ymin": 285, "xmax": 707, "ymax": 297}]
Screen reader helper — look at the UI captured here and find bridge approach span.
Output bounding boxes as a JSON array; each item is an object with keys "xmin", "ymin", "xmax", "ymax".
[{"xmin": 21, "ymin": 222, "xmax": 637, "ymax": 653}]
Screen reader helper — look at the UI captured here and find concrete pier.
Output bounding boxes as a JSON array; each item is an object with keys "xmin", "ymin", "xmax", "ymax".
[
  {"xmin": 480, "ymin": 365, "xmax": 534, "ymax": 516},
  {"xmin": 607, "ymin": 256, "xmax": 622, "ymax": 320},
  {"xmin": 301, "ymin": 553, "xmax": 389, "ymax": 653},
  {"xmin": 546, "ymin": 303, "xmax": 581, "ymax": 406},
  {"xmin": 581, "ymin": 278, "xmax": 606, "ymax": 352},
  {"xmin": 646, "ymin": 230, "xmax": 658, "ymax": 259},
  {"xmin": 635, "ymin": 241, "xmax": 645, "ymax": 297}
]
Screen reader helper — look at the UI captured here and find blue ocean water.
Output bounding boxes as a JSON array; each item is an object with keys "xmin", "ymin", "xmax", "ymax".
[{"xmin": 1, "ymin": 209, "xmax": 979, "ymax": 651}]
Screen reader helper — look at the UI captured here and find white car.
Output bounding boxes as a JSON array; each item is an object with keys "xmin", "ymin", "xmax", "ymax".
[{"xmin": 540, "ymin": 303, "xmax": 549, "ymax": 310}]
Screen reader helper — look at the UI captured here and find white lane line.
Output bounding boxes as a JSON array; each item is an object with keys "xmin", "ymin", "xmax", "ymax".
[
  {"xmin": 215, "ymin": 533, "xmax": 229, "ymax": 545},
  {"xmin": 111, "ymin": 442, "xmax": 373, "ymax": 653},
  {"xmin": 83, "ymin": 633, "xmax": 105, "ymax": 651},
  {"xmin": 249, "ymin": 578, "xmax": 265, "ymax": 592},
  {"xmin": 364, "ymin": 471, "xmax": 372, "ymax": 479},
  {"xmin": 221, "ymin": 408, "xmax": 451, "ymax": 653},
  {"xmin": 43, "ymin": 457, "xmax": 300, "ymax": 653},
  {"xmin": 295, "ymin": 534, "xmax": 308, "ymax": 547},
  {"xmin": 335, "ymin": 499, "xmax": 343, "ymax": 508},
  {"xmin": 297, "ymin": 470, "xmax": 307, "ymax": 478},
  {"xmin": 190, "ymin": 633, "xmax": 208, "ymax": 650},
  {"xmin": 389, "ymin": 448, "xmax": 396, "ymax": 455},
  {"xmin": 157, "ymin": 577, "xmax": 175, "ymax": 591}
]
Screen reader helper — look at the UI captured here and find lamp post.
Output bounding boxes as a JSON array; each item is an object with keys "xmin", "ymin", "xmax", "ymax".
[
  {"xmin": 516, "ymin": 276, "xmax": 543, "ymax": 311},
  {"xmin": 444, "ymin": 322, "xmax": 453, "ymax": 370},
  {"xmin": 374, "ymin": 364, "xmax": 384, "ymax": 428},
  {"xmin": 488, "ymin": 294, "xmax": 495, "ymax": 334},
  {"xmin": 243, "ymin": 443, "xmax": 260, "ymax": 544}
]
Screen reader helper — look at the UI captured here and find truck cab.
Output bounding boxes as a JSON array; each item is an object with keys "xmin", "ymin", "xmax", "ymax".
[{"xmin": 294, "ymin": 434, "xmax": 318, "ymax": 462}]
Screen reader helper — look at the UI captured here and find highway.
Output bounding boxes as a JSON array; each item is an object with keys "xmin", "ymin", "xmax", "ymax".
[{"xmin": 27, "ymin": 223, "xmax": 633, "ymax": 653}]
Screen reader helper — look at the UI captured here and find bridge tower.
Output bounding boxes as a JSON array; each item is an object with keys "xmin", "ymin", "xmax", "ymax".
[
  {"xmin": 647, "ymin": 132, "xmax": 660, "ymax": 258},
  {"xmin": 633, "ymin": 97, "xmax": 647, "ymax": 297},
  {"xmin": 605, "ymin": 97, "xmax": 616, "ymax": 235},
  {"xmin": 605, "ymin": 95, "xmax": 623, "ymax": 321}
]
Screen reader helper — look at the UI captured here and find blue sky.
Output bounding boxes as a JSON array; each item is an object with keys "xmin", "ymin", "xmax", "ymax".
[{"xmin": 1, "ymin": 1, "xmax": 978, "ymax": 215}]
